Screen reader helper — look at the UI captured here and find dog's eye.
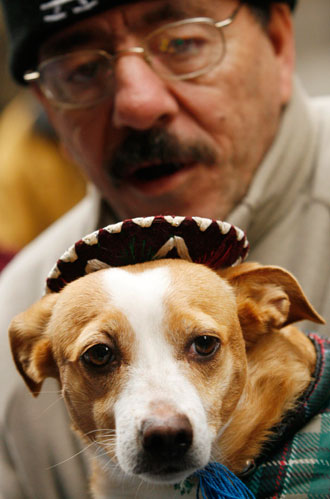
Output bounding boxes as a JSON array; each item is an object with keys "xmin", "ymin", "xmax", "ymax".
[
  {"xmin": 191, "ymin": 336, "xmax": 220, "ymax": 358},
  {"xmin": 81, "ymin": 344, "xmax": 114, "ymax": 367}
]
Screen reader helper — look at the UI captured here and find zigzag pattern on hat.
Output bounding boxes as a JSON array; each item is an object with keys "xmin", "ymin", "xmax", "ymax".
[{"xmin": 46, "ymin": 215, "xmax": 249, "ymax": 293}]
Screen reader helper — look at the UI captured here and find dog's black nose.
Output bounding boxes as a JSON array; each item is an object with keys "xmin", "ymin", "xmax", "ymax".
[{"xmin": 141, "ymin": 414, "xmax": 193, "ymax": 461}]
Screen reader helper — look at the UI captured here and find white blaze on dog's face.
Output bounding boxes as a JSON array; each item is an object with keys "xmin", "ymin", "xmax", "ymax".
[{"xmin": 46, "ymin": 259, "xmax": 247, "ymax": 484}]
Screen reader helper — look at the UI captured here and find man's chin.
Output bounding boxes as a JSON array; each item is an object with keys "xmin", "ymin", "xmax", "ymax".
[{"xmin": 101, "ymin": 167, "xmax": 230, "ymax": 222}]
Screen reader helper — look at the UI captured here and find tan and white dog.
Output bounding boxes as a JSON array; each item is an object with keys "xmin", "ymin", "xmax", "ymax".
[{"xmin": 9, "ymin": 259, "xmax": 324, "ymax": 498}]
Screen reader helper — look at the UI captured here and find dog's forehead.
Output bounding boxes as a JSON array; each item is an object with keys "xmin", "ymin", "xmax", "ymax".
[
  {"xmin": 56, "ymin": 259, "xmax": 235, "ymax": 316},
  {"xmin": 102, "ymin": 261, "xmax": 237, "ymax": 338},
  {"xmin": 51, "ymin": 260, "xmax": 236, "ymax": 341},
  {"xmin": 102, "ymin": 264, "xmax": 171, "ymax": 308},
  {"xmin": 100, "ymin": 260, "xmax": 233, "ymax": 303}
]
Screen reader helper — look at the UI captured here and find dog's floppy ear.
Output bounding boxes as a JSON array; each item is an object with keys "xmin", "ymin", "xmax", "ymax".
[
  {"xmin": 219, "ymin": 263, "xmax": 325, "ymax": 344},
  {"xmin": 9, "ymin": 293, "xmax": 59, "ymax": 396}
]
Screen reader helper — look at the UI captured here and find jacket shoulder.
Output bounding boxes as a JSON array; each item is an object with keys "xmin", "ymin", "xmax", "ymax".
[
  {"xmin": 309, "ymin": 96, "xmax": 330, "ymax": 207},
  {"xmin": 0, "ymin": 188, "xmax": 100, "ymax": 325}
]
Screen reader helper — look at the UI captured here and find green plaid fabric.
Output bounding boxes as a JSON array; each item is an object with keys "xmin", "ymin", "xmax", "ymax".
[{"xmin": 243, "ymin": 334, "xmax": 330, "ymax": 498}]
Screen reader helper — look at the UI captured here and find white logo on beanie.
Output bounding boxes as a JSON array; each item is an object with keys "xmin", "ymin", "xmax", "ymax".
[{"xmin": 40, "ymin": 0, "xmax": 99, "ymax": 22}]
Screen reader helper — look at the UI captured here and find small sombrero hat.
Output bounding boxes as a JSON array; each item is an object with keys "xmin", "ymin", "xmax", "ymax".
[{"xmin": 46, "ymin": 215, "xmax": 249, "ymax": 293}]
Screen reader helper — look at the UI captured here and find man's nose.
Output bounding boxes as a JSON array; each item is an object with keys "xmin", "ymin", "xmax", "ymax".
[{"xmin": 112, "ymin": 55, "xmax": 179, "ymax": 130}]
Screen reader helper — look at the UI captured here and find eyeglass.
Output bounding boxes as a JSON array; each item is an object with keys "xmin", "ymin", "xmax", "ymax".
[{"xmin": 24, "ymin": 5, "xmax": 241, "ymax": 109}]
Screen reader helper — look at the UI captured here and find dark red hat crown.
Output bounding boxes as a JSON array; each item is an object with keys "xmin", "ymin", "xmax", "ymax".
[{"xmin": 46, "ymin": 216, "xmax": 249, "ymax": 293}]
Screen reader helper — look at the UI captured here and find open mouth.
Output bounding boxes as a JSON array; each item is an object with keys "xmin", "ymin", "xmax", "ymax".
[
  {"xmin": 131, "ymin": 162, "xmax": 187, "ymax": 183},
  {"xmin": 113, "ymin": 159, "xmax": 197, "ymax": 196},
  {"xmin": 108, "ymin": 128, "xmax": 216, "ymax": 192}
]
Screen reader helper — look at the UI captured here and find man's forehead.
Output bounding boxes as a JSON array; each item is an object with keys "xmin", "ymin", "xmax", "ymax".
[{"xmin": 41, "ymin": 0, "xmax": 235, "ymax": 56}]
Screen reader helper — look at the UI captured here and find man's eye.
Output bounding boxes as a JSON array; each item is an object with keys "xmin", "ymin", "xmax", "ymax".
[
  {"xmin": 159, "ymin": 36, "xmax": 204, "ymax": 56},
  {"xmin": 190, "ymin": 335, "xmax": 220, "ymax": 358},
  {"xmin": 66, "ymin": 60, "xmax": 101, "ymax": 84},
  {"xmin": 81, "ymin": 344, "xmax": 114, "ymax": 368}
]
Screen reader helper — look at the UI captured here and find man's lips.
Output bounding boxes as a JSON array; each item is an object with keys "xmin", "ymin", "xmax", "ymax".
[
  {"xmin": 127, "ymin": 161, "xmax": 188, "ymax": 183},
  {"xmin": 112, "ymin": 160, "xmax": 196, "ymax": 196},
  {"xmin": 107, "ymin": 129, "xmax": 217, "ymax": 196},
  {"xmin": 111, "ymin": 159, "xmax": 194, "ymax": 184}
]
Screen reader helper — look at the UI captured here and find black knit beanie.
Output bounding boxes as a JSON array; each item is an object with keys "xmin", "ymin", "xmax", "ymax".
[{"xmin": 0, "ymin": 0, "xmax": 297, "ymax": 85}]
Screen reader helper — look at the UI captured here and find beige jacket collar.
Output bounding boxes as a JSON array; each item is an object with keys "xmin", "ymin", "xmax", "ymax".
[{"xmin": 228, "ymin": 79, "xmax": 316, "ymax": 245}]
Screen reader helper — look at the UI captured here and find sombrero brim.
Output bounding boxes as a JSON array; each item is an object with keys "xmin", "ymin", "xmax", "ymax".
[{"xmin": 46, "ymin": 215, "xmax": 249, "ymax": 293}]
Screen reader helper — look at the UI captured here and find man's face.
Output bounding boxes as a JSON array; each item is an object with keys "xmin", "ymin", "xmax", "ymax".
[{"xmin": 37, "ymin": 0, "xmax": 294, "ymax": 221}]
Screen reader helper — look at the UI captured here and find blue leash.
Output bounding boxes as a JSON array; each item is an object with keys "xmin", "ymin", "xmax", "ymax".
[{"xmin": 194, "ymin": 462, "xmax": 255, "ymax": 499}]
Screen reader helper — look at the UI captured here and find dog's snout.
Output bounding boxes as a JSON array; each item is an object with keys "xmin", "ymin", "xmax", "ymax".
[{"xmin": 141, "ymin": 414, "xmax": 193, "ymax": 461}]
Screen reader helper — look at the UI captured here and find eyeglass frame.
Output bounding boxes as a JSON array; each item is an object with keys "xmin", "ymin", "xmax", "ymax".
[{"xmin": 23, "ymin": 4, "xmax": 241, "ymax": 108}]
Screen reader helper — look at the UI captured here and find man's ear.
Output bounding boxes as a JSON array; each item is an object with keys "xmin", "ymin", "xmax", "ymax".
[
  {"xmin": 31, "ymin": 82, "xmax": 50, "ymax": 113},
  {"xmin": 9, "ymin": 293, "xmax": 59, "ymax": 396},
  {"xmin": 267, "ymin": 3, "xmax": 295, "ymax": 105},
  {"xmin": 219, "ymin": 263, "xmax": 325, "ymax": 345}
]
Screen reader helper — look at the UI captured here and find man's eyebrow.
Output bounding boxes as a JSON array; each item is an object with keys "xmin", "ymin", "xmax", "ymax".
[{"xmin": 141, "ymin": 2, "xmax": 209, "ymax": 25}]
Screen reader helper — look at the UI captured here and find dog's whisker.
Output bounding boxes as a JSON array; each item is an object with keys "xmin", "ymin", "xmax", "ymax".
[
  {"xmin": 94, "ymin": 449, "xmax": 112, "ymax": 462},
  {"xmin": 82, "ymin": 428, "xmax": 116, "ymax": 438},
  {"xmin": 95, "ymin": 432, "xmax": 116, "ymax": 441},
  {"xmin": 94, "ymin": 443, "xmax": 117, "ymax": 459},
  {"xmin": 98, "ymin": 436, "xmax": 116, "ymax": 443},
  {"xmin": 91, "ymin": 450, "xmax": 119, "ymax": 476},
  {"xmin": 46, "ymin": 441, "xmax": 96, "ymax": 470},
  {"xmin": 97, "ymin": 442, "xmax": 116, "ymax": 451},
  {"xmin": 93, "ymin": 434, "xmax": 117, "ymax": 447},
  {"xmin": 100, "ymin": 442, "xmax": 116, "ymax": 449},
  {"xmin": 135, "ymin": 476, "xmax": 148, "ymax": 498},
  {"xmin": 37, "ymin": 394, "xmax": 65, "ymax": 418}
]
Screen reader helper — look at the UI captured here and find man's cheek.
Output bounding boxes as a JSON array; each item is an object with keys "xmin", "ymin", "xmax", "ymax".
[{"xmin": 59, "ymin": 116, "xmax": 103, "ymax": 167}]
